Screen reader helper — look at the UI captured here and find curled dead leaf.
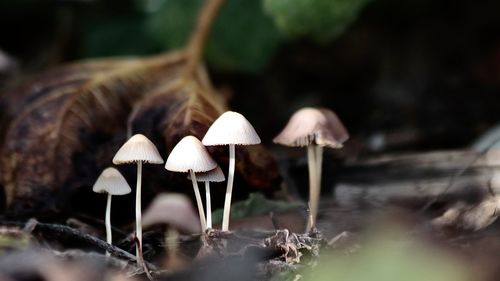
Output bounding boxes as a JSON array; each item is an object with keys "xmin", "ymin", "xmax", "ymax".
[
  {"xmin": 1, "ymin": 52, "xmax": 280, "ymax": 218},
  {"xmin": 1, "ymin": 53, "xmax": 185, "ymax": 216}
]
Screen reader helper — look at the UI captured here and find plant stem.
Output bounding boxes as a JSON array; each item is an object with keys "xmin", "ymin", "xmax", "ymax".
[
  {"xmin": 190, "ymin": 170, "xmax": 207, "ymax": 230},
  {"xmin": 222, "ymin": 144, "xmax": 235, "ymax": 231},
  {"xmin": 136, "ymin": 161, "xmax": 143, "ymax": 266},
  {"xmin": 205, "ymin": 181, "xmax": 212, "ymax": 229},
  {"xmin": 184, "ymin": 0, "xmax": 226, "ymax": 78},
  {"xmin": 307, "ymin": 145, "xmax": 318, "ymax": 230},
  {"xmin": 105, "ymin": 193, "xmax": 112, "ymax": 257}
]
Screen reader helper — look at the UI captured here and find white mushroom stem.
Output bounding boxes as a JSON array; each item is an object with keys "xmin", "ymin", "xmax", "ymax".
[
  {"xmin": 105, "ymin": 193, "xmax": 112, "ymax": 256},
  {"xmin": 315, "ymin": 145, "xmax": 323, "ymax": 187},
  {"xmin": 222, "ymin": 144, "xmax": 236, "ymax": 231},
  {"xmin": 189, "ymin": 170, "xmax": 207, "ymax": 230},
  {"xmin": 136, "ymin": 161, "xmax": 143, "ymax": 263},
  {"xmin": 205, "ymin": 181, "xmax": 212, "ymax": 229},
  {"xmin": 307, "ymin": 145, "xmax": 318, "ymax": 230}
]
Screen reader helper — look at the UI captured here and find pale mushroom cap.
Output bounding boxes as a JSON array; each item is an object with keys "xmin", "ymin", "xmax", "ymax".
[
  {"xmin": 92, "ymin": 167, "xmax": 132, "ymax": 195},
  {"xmin": 165, "ymin": 136, "xmax": 217, "ymax": 173},
  {"xmin": 112, "ymin": 134, "xmax": 164, "ymax": 165},
  {"xmin": 202, "ymin": 111, "xmax": 261, "ymax": 146},
  {"xmin": 142, "ymin": 193, "xmax": 201, "ymax": 233},
  {"xmin": 273, "ymin": 107, "xmax": 349, "ymax": 148},
  {"xmin": 187, "ymin": 165, "xmax": 225, "ymax": 182}
]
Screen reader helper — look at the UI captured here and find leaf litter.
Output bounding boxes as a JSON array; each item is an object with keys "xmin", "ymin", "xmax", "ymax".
[{"xmin": 1, "ymin": 0, "xmax": 500, "ymax": 281}]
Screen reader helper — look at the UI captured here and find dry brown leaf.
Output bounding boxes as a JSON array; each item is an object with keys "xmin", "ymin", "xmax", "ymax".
[
  {"xmin": 0, "ymin": 0, "xmax": 280, "ymax": 218},
  {"xmin": 129, "ymin": 66, "xmax": 280, "ymax": 190},
  {"xmin": 1, "ymin": 54, "xmax": 186, "ymax": 216},
  {"xmin": 0, "ymin": 52, "xmax": 279, "ymax": 217}
]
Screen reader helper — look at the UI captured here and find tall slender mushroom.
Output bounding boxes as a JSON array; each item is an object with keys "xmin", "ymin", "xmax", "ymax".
[
  {"xmin": 92, "ymin": 167, "xmax": 131, "ymax": 256},
  {"xmin": 165, "ymin": 136, "xmax": 217, "ymax": 230},
  {"xmin": 273, "ymin": 107, "xmax": 348, "ymax": 231},
  {"xmin": 202, "ymin": 111, "xmax": 261, "ymax": 231},
  {"xmin": 112, "ymin": 134, "xmax": 164, "ymax": 263},
  {"xmin": 188, "ymin": 166, "xmax": 225, "ymax": 229}
]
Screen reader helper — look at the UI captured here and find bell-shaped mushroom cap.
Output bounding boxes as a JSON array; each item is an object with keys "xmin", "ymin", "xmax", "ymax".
[
  {"xmin": 202, "ymin": 111, "xmax": 261, "ymax": 146},
  {"xmin": 165, "ymin": 136, "xmax": 217, "ymax": 173},
  {"xmin": 113, "ymin": 134, "xmax": 164, "ymax": 165},
  {"xmin": 92, "ymin": 167, "xmax": 131, "ymax": 195},
  {"xmin": 273, "ymin": 107, "xmax": 349, "ymax": 148},
  {"xmin": 187, "ymin": 166, "xmax": 225, "ymax": 182},
  {"xmin": 142, "ymin": 193, "xmax": 201, "ymax": 233}
]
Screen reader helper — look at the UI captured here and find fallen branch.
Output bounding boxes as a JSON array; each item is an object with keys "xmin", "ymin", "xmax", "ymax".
[
  {"xmin": 0, "ymin": 219, "xmax": 157, "ymax": 270},
  {"xmin": 334, "ymin": 150, "xmax": 499, "ymax": 208}
]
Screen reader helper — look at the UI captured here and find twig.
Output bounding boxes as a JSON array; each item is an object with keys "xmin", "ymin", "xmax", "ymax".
[
  {"xmin": 419, "ymin": 138, "xmax": 500, "ymax": 213},
  {"xmin": 418, "ymin": 155, "xmax": 481, "ymax": 212},
  {"xmin": 0, "ymin": 219, "xmax": 157, "ymax": 270},
  {"xmin": 72, "ymin": 213, "xmax": 128, "ymax": 237},
  {"xmin": 183, "ymin": 0, "xmax": 226, "ymax": 78}
]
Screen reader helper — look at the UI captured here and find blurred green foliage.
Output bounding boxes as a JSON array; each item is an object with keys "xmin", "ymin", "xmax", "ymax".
[
  {"xmin": 81, "ymin": 0, "xmax": 373, "ymax": 72},
  {"xmin": 81, "ymin": 16, "xmax": 161, "ymax": 57},
  {"xmin": 82, "ymin": 0, "xmax": 282, "ymax": 73},
  {"xmin": 0, "ymin": 232, "xmax": 31, "ymax": 252},
  {"xmin": 295, "ymin": 235, "xmax": 473, "ymax": 281},
  {"xmin": 212, "ymin": 193, "xmax": 301, "ymax": 223},
  {"xmin": 1, "ymin": 0, "xmax": 373, "ymax": 73},
  {"xmin": 263, "ymin": 0, "xmax": 373, "ymax": 42}
]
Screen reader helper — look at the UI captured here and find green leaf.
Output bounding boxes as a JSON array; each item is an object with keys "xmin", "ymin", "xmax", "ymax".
[
  {"xmin": 146, "ymin": 0, "xmax": 200, "ymax": 51},
  {"xmin": 148, "ymin": 0, "xmax": 282, "ymax": 73},
  {"xmin": 263, "ymin": 0, "xmax": 373, "ymax": 42},
  {"xmin": 206, "ymin": 0, "xmax": 282, "ymax": 72},
  {"xmin": 212, "ymin": 193, "xmax": 301, "ymax": 224},
  {"xmin": 80, "ymin": 16, "xmax": 162, "ymax": 58}
]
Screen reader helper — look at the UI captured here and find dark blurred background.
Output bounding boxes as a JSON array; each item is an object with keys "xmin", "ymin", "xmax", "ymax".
[{"xmin": 0, "ymin": 0, "xmax": 499, "ymax": 153}]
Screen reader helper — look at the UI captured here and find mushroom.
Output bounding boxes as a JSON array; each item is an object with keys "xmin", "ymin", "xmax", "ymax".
[
  {"xmin": 273, "ymin": 107, "xmax": 348, "ymax": 231},
  {"xmin": 202, "ymin": 111, "xmax": 261, "ymax": 231},
  {"xmin": 112, "ymin": 134, "xmax": 164, "ymax": 262},
  {"xmin": 165, "ymin": 136, "xmax": 217, "ymax": 230},
  {"xmin": 188, "ymin": 166, "xmax": 225, "ymax": 229},
  {"xmin": 142, "ymin": 193, "xmax": 201, "ymax": 233},
  {"xmin": 142, "ymin": 193, "xmax": 200, "ymax": 270},
  {"xmin": 92, "ymin": 167, "xmax": 131, "ymax": 256}
]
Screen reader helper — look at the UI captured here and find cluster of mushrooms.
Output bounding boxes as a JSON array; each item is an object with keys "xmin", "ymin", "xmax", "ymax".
[{"xmin": 92, "ymin": 107, "xmax": 348, "ymax": 265}]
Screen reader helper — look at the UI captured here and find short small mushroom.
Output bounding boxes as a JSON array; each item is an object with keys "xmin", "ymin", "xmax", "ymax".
[
  {"xmin": 188, "ymin": 166, "xmax": 225, "ymax": 229},
  {"xmin": 92, "ymin": 167, "xmax": 131, "ymax": 256},
  {"xmin": 165, "ymin": 136, "xmax": 217, "ymax": 230},
  {"xmin": 112, "ymin": 134, "xmax": 164, "ymax": 263},
  {"xmin": 273, "ymin": 107, "xmax": 348, "ymax": 231},
  {"xmin": 142, "ymin": 193, "xmax": 201, "ymax": 233},
  {"xmin": 202, "ymin": 111, "xmax": 261, "ymax": 231},
  {"xmin": 142, "ymin": 193, "xmax": 200, "ymax": 269}
]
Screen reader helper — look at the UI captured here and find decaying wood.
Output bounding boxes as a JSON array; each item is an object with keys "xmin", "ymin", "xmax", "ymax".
[
  {"xmin": 0, "ymin": 219, "xmax": 157, "ymax": 270},
  {"xmin": 264, "ymin": 229, "xmax": 323, "ymax": 264},
  {"xmin": 432, "ymin": 195, "xmax": 500, "ymax": 231},
  {"xmin": 334, "ymin": 150, "xmax": 500, "ymax": 208}
]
